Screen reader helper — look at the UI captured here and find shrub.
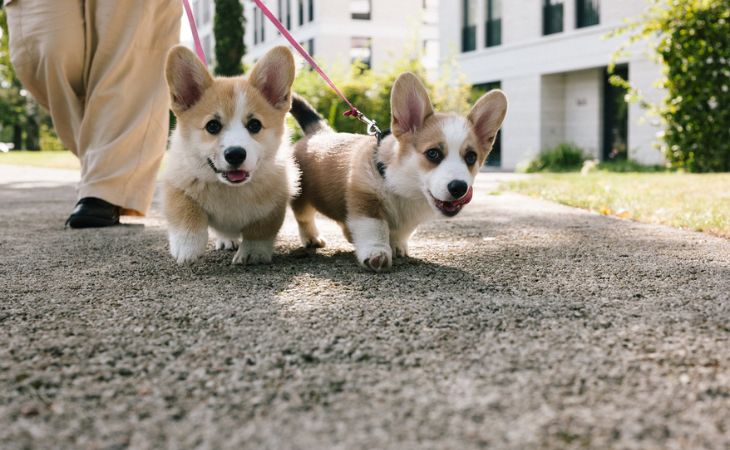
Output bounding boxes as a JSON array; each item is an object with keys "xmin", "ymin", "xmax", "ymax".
[
  {"xmin": 596, "ymin": 159, "xmax": 666, "ymax": 173},
  {"xmin": 525, "ymin": 143, "xmax": 587, "ymax": 173},
  {"xmin": 610, "ymin": 0, "xmax": 730, "ymax": 172}
]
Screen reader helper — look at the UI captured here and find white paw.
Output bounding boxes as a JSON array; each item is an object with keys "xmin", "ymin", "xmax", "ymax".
[
  {"xmin": 215, "ymin": 238, "xmax": 240, "ymax": 251},
  {"xmin": 169, "ymin": 229, "xmax": 207, "ymax": 264},
  {"xmin": 232, "ymin": 240, "xmax": 274, "ymax": 266},
  {"xmin": 391, "ymin": 241, "xmax": 409, "ymax": 258},
  {"xmin": 359, "ymin": 245, "xmax": 392, "ymax": 273}
]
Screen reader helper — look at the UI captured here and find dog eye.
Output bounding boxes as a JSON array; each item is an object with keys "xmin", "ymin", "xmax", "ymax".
[
  {"xmin": 465, "ymin": 151, "xmax": 478, "ymax": 166},
  {"xmin": 246, "ymin": 119, "xmax": 262, "ymax": 134},
  {"xmin": 205, "ymin": 119, "xmax": 223, "ymax": 135},
  {"xmin": 424, "ymin": 148, "xmax": 443, "ymax": 164}
]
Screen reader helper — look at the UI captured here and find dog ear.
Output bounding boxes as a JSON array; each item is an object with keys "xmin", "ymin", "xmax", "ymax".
[
  {"xmin": 468, "ymin": 90, "xmax": 508, "ymax": 148},
  {"xmin": 166, "ymin": 45, "xmax": 214, "ymax": 114},
  {"xmin": 390, "ymin": 72, "xmax": 434, "ymax": 137},
  {"xmin": 249, "ymin": 46, "xmax": 296, "ymax": 110}
]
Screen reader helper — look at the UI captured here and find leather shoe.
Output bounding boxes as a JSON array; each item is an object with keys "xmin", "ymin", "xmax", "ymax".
[{"xmin": 65, "ymin": 197, "xmax": 121, "ymax": 229}]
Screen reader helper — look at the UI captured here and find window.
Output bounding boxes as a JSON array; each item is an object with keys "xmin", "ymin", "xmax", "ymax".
[
  {"xmin": 462, "ymin": 0, "xmax": 477, "ymax": 52},
  {"xmin": 254, "ymin": 8, "xmax": 259, "ymax": 44},
  {"xmin": 203, "ymin": 34, "xmax": 212, "ymax": 62},
  {"xmin": 308, "ymin": 39, "xmax": 315, "ymax": 57},
  {"xmin": 309, "ymin": 0, "xmax": 315, "ymax": 22},
  {"xmin": 278, "ymin": 0, "xmax": 284, "ymax": 26},
  {"xmin": 298, "ymin": 0, "xmax": 305, "ymax": 26},
  {"xmin": 543, "ymin": 0, "xmax": 564, "ymax": 35},
  {"xmin": 286, "ymin": 0, "xmax": 292, "ymax": 29},
  {"xmin": 577, "ymin": 0, "xmax": 600, "ymax": 28},
  {"xmin": 350, "ymin": 37, "xmax": 372, "ymax": 69},
  {"xmin": 351, "ymin": 0, "xmax": 371, "ymax": 20},
  {"xmin": 485, "ymin": 0, "xmax": 501, "ymax": 47},
  {"xmin": 259, "ymin": 9, "xmax": 265, "ymax": 42}
]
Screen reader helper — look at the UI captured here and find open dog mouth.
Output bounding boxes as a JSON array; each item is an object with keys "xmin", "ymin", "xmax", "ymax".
[
  {"xmin": 207, "ymin": 158, "xmax": 249, "ymax": 184},
  {"xmin": 431, "ymin": 186, "xmax": 474, "ymax": 217}
]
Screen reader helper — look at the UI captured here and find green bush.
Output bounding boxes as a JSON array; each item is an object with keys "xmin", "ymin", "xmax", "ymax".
[
  {"xmin": 596, "ymin": 159, "xmax": 666, "ymax": 173},
  {"xmin": 214, "ymin": 0, "xmax": 245, "ymax": 76},
  {"xmin": 39, "ymin": 123, "xmax": 65, "ymax": 151},
  {"xmin": 611, "ymin": 0, "xmax": 730, "ymax": 172},
  {"xmin": 290, "ymin": 51, "xmax": 472, "ymax": 137},
  {"xmin": 525, "ymin": 143, "xmax": 587, "ymax": 173}
]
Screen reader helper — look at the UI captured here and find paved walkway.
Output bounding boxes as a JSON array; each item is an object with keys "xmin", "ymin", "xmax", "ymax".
[{"xmin": 1, "ymin": 165, "xmax": 728, "ymax": 449}]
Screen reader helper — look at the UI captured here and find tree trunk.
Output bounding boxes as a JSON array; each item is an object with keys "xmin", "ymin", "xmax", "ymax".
[{"xmin": 12, "ymin": 124, "xmax": 22, "ymax": 150}]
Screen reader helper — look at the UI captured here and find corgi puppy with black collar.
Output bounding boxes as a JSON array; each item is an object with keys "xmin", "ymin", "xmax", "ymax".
[
  {"xmin": 290, "ymin": 72, "xmax": 508, "ymax": 272},
  {"xmin": 163, "ymin": 45, "xmax": 298, "ymax": 265}
]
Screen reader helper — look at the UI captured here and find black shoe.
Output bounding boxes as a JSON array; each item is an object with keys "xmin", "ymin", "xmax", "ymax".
[{"xmin": 65, "ymin": 197, "xmax": 121, "ymax": 229}]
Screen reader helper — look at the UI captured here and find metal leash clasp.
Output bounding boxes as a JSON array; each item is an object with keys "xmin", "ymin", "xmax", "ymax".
[{"xmin": 354, "ymin": 111, "xmax": 382, "ymax": 138}]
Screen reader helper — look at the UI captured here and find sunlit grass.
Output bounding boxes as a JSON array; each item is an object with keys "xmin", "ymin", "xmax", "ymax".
[
  {"xmin": 0, "ymin": 150, "xmax": 80, "ymax": 170},
  {"xmin": 506, "ymin": 172, "xmax": 730, "ymax": 238}
]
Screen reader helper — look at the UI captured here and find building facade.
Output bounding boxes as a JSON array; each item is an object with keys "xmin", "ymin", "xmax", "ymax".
[
  {"xmin": 440, "ymin": 0, "xmax": 665, "ymax": 169},
  {"xmin": 187, "ymin": 0, "xmax": 440, "ymax": 74}
]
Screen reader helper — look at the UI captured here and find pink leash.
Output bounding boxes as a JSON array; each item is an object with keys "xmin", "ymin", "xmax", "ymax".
[
  {"xmin": 182, "ymin": 0, "xmax": 207, "ymax": 65},
  {"xmin": 181, "ymin": 0, "xmax": 381, "ymax": 136}
]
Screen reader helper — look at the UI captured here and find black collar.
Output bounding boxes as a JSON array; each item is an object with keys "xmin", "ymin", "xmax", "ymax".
[{"xmin": 374, "ymin": 129, "xmax": 391, "ymax": 178}]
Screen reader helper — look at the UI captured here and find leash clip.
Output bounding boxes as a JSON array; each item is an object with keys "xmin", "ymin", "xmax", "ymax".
[{"xmin": 353, "ymin": 110, "xmax": 382, "ymax": 138}]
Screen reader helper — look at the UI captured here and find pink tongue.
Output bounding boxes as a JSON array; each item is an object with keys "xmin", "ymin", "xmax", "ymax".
[
  {"xmin": 226, "ymin": 170, "xmax": 247, "ymax": 182},
  {"xmin": 452, "ymin": 186, "xmax": 474, "ymax": 206}
]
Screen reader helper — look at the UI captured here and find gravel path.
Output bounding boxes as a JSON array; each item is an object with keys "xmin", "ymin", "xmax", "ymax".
[{"xmin": 1, "ymin": 165, "xmax": 728, "ymax": 450}]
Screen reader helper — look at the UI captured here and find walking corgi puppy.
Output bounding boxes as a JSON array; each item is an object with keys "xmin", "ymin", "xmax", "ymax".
[
  {"xmin": 290, "ymin": 72, "xmax": 507, "ymax": 272},
  {"xmin": 163, "ymin": 45, "xmax": 298, "ymax": 265}
]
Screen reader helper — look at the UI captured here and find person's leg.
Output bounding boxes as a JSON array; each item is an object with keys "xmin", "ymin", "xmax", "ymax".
[
  {"xmin": 77, "ymin": 0, "xmax": 181, "ymax": 215},
  {"xmin": 5, "ymin": 0, "xmax": 85, "ymax": 154}
]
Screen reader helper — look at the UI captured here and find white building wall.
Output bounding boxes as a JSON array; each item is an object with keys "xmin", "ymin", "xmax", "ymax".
[
  {"xmin": 442, "ymin": 0, "xmax": 666, "ymax": 169},
  {"xmin": 564, "ymin": 69, "xmax": 603, "ymax": 159}
]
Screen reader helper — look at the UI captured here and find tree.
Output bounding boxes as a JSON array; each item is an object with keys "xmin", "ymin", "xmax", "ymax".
[
  {"xmin": 610, "ymin": 0, "xmax": 730, "ymax": 172},
  {"xmin": 214, "ymin": 0, "xmax": 246, "ymax": 76}
]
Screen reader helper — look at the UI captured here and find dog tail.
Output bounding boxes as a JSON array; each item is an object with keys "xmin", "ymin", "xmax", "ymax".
[{"xmin": 290, "ymin": 93, "xmax": 329, "ymax": 135}]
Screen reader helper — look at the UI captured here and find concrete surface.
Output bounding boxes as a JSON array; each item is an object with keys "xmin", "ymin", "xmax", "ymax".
[{"xmin": 0, "ymin": 165, "xmax": 728, "ymax": 450}]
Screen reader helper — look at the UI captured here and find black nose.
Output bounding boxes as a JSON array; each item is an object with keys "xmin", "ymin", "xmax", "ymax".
[
  {"xmin": 223, "ymin": 146, "xmax": 246, "ymax": 166},
  {"xmin": 447, "ymin": 180, "xmax": 468, "ymax": 199}
]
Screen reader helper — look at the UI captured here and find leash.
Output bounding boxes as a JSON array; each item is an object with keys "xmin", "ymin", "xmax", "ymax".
[
  {"xmin": 182, "ymin": 0, "xmax": 207, "ymax": 65},
  {"xmin": 181, "ymin": 0, "xmax": 382, "ymax": 138}
]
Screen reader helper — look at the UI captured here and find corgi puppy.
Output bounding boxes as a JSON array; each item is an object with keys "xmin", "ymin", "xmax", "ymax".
[
  {"xmin": 163, "ymin": 45, "xmax": 298, "ymax": 265},
  {"xmin": 290, "ymin": 72, "xmax": 507, "ymax": 272}
]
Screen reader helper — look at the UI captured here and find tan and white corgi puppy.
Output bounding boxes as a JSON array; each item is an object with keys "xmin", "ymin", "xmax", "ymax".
[
  {"xmin": 290, "ymin": 72, "xmax": 507, "ymax": 272},
  {"xmin": 163, "ymin": 45, "xmax": 298, "ymax": 265}
]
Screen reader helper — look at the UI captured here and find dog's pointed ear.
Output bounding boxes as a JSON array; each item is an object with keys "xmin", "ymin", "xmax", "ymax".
[
  {"xmin": 468, "ymin": 90, "xmax": 508, "ymax": 148},
  {"xmin": 166, "ymin": 45, "xmax": 214, "ymax": 114},
  {"xmin": 390, "ymin": 72, "xmax": 434, "ymax": 137},
  {"xmin": 249, "ymin": 46, "xmax": 296, "ymax": 110}
]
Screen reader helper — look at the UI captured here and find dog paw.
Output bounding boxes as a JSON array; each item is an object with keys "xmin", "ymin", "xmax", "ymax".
[
  {"xmin": 304, "ymin": 236, "xmax": 326, "ymax": 250},
  {"xmin": 232, "ymin": 241, "xmax": 274, "ymax": 266},
  {"xmin": 215, "ymin": 238, "xmax": 240, "ymax": 251},
  {"xmin": 169, "ymin": 230, "xmax": 207, "ymax": 265},
  {"xmin": 391, "ymin": 242, "xmax": 409, "ymax": 258},
  {"xmin": 361, "ymin": 247, "xmax": 392, "ymax": 273}
]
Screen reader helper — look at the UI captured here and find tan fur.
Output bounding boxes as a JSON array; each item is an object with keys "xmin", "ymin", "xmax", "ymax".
[
  {"xmin": 163, "ymin": 45, "xmax": 298, "ymax": 265},
  {"xmin": 292, "ymin": 72, "xmax": 508, "ymax": 272}
]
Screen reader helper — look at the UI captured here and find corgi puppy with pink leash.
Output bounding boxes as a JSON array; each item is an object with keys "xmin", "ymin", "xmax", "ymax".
[{"xmin": 290, "ymin": 73, "xmax": 508, "ymax": 272}]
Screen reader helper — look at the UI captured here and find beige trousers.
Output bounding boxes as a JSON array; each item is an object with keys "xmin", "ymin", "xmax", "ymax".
[{"xmin": 5, "ymin": 0, "xmax": 181, "ymax": 215}]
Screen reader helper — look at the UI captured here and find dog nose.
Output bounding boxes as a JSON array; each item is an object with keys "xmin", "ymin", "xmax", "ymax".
[
  {"xmin": 223, "ymin": 146, "xmax": 246, "ymax": 166},
  {"xmin": 447, "ymin": 180, "xmax": 469, "ymax": 199}
]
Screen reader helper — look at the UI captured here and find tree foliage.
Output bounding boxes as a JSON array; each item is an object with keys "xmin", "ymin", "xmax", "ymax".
[
  {"xmin": 214, "ymin": 0, "xmax": 245, "ymax": 76},
  {"xmin": 611, "ymin": 0, "xmax": 730, "ymax": 172},
  {"xmin": 291, "ymin": 53, "xmax": 472, "ymax": 137}
]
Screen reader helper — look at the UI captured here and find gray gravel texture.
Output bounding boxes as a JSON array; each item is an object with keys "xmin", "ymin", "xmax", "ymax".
[{"xmin": 0, "ymin": 166, "xmax": 728, "ymax": 450}]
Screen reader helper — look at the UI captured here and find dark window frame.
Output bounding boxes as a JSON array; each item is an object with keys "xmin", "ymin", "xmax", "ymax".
[
  {"xmin": 462, "ymin": 0, "xmax": 476, "ymax": 52},
  {"xmin": 351, "ymin": 0, "xmax": 372, "ymax": 21},
  {"xmin": 543, "ymin": 0, "xmax": 564, "ymax": 36},
  {"xmin": 309, "ymin": 0, "xmax": 315, "ymax": 22},
  {"xmin": 576, "ymin": 0, "xmax": 600, "ymax": 28},
  {"xmin": 485, "ymin": 0, "xmax": 501, "ymax": 47}
]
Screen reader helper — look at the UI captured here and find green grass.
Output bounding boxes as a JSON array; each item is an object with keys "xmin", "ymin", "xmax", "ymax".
[
  {"xmin": 0, "ymin": 150, "xmax": 80, "ymax": 170},
  {"xmin": 506, "ymin": 172, "xmax": 730, "ymax": 238}
]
